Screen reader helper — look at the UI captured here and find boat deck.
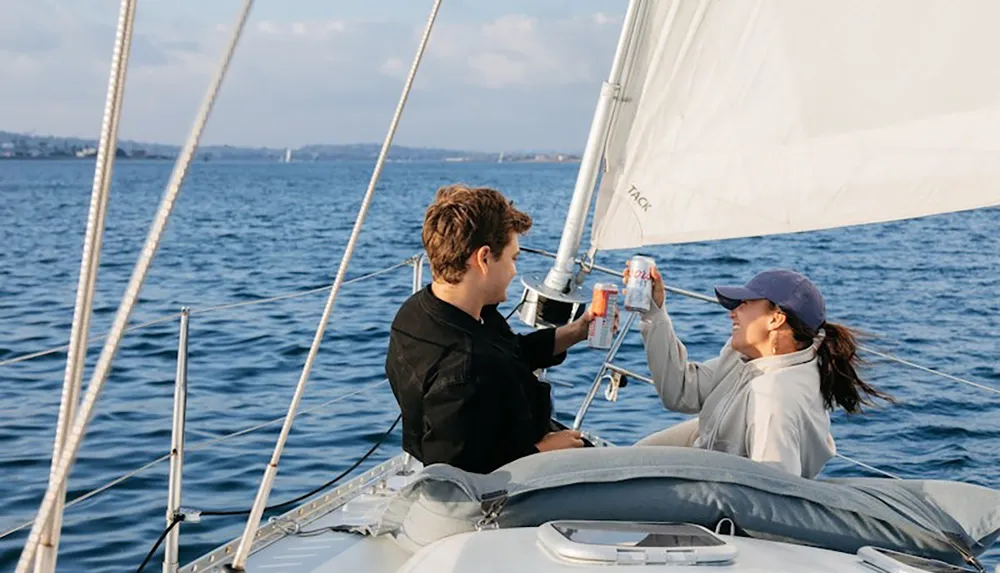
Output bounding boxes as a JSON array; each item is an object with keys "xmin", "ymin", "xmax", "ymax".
[
  {"xmin": 180, "ymin": 447, "xmax": 911, "ymax": 573},
  {"xmin": 394, "ymin": 529, "xmax": 877, "ymax": 573},
  {"xmin": 179, "ymin": 454, "xmax": 419, "ymax": 573}
]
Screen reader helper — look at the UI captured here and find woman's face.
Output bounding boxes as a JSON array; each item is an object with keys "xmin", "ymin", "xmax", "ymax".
[{"xmin": 729, "ymin": 299, "xmax": 779, "ymax": 359}]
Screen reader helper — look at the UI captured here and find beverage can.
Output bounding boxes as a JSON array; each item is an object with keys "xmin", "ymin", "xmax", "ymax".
[
  {"xmin": 624, "ymin": 255, "xmax": 656, "ymax": 312},
  {"xmin": 588, "ymin": 283, "xmax": 618, "ymax": 349}
]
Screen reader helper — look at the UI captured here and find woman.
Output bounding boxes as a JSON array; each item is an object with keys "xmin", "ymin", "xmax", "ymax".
[{"xmin": 631, "ymin": 266, "xmax": 891, "ymax": 478}]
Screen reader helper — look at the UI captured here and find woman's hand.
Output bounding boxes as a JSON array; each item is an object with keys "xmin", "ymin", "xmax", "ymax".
[{"xmin": 623, "ymin": 263, "xmax": 665, "ymax": 309}]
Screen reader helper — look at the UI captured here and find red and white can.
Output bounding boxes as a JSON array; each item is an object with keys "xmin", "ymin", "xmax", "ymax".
[
  {"xmin": 588, "ymin": 283, "xmax": 619, "ymax": 349},
  {"xmin": 624, "ymin": 255, "xmax": 656, "ymax": 312}
]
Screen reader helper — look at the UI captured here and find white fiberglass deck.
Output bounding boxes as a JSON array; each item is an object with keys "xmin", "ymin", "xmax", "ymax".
[
  {"xmin": 181, "ymin": 450, "xmax": 895, "ymax": 573},
  {"xmin": 395, "ymin": 529, "xmax": 878, "ymax": 573},
  {"xmin": 179, "ymin": 454, "xmax": 418, "ymax": 573}
]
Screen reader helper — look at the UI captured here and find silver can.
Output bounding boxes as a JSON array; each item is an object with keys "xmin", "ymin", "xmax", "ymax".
[
  {"xmin": 588, "ymin": 283, "xmax": 618, "ymax": 349},
  {"xmin": 624, "ymin": 255, "xmax": 656, "ymax": 312}
]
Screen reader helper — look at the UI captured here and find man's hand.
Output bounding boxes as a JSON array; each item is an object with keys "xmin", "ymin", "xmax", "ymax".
[
  {"xmin": 553, "ymin": 300, "xmax": 624, "ymax": 354},
  {"xmin": 553, "ymin": 311, "xmax": 592, "ymax": 354},
  {"xmin": 571, "ymin": 310, "xmax": 594, "ymax": 343},
  {"xmin": 535, "ymin": 429, "xmax": 585, "ymax": 452}
]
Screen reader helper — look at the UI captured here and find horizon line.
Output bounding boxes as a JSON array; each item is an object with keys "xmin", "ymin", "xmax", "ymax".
[{"xmin": 0, "ymin": 129, "xmax": 583, "ymax": 156}]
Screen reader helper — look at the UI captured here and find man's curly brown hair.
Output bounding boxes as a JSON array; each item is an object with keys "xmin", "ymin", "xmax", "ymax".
[{"xmin": 421, "ymin": 184, "xmax": 532, "ymax": 284}]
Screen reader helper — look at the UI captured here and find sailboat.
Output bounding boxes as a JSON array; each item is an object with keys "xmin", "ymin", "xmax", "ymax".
[
  {"xmin": 10, "ymin": 1, "xmax": 1000, "ymax": 572},
  {"xmin": 283, "ymin": 148, "xmax": 292, "ymax": 163}
]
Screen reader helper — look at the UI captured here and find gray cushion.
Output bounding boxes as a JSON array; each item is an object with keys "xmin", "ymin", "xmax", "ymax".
[{"xmin": 374, "ymin": 447, "xmax": 1000, "ymax": 566}]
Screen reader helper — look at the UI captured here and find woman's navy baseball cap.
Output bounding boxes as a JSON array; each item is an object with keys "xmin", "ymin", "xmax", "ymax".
[{"xmin": 714, "ymin": 269, "xmax": 826, "ymax": 331}]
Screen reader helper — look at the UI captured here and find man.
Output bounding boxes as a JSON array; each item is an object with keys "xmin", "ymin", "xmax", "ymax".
[{"xmin": 385, "ymin": 184, "xmax": 592, "ymax": 474}]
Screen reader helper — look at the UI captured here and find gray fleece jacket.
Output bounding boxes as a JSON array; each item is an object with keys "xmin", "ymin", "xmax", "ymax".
[{"xmin": 640, "ymin": 304, "xmax": 836, "ymax": 478}]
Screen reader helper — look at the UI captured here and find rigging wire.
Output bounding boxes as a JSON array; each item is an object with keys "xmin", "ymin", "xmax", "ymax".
[{"xmin": 132, "ymin": 414, "xmax": 400, "ymax": 573}]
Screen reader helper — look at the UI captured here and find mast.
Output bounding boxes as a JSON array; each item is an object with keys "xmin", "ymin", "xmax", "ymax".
[
  {"xmin": 546, "ymin": 0, "xmax": 643, "ymax": 290},
  {"xmin": 518, "ymin": 0, "xmax": 644, "ymax": 326}
]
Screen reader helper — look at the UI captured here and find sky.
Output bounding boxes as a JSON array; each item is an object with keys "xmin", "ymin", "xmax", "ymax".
[{"xmin": 0, "ymin": 0, "xmax": 627, "ymax": 151}]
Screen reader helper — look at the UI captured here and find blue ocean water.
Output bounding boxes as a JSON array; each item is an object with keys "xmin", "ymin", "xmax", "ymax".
[{"xmin": 0, "ymin": 159, "xmax": 998, "ymax": 572}]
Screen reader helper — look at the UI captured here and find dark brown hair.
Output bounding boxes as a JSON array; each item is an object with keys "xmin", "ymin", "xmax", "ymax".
[
  {"xmin": 774, "ymin": 303, "xmax": 894, "ymax": 413},
  {"xmin": 421, "ymin": 184, "xmax": 531, "ymax": 284}
]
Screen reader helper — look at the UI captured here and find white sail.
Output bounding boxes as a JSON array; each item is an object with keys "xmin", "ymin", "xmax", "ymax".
[{"xmin": 592, "ymin": 0, "xmax": 1000, "ymax": 251}]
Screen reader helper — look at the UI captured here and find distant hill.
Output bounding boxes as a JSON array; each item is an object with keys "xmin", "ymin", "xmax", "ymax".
[
  {"xmin": 0, "ymin": 131, "xmax": 580, "ymax": 163},
  {"xmin": 293, "ymin": 143, "xmax": 494, "ymax": 162}
]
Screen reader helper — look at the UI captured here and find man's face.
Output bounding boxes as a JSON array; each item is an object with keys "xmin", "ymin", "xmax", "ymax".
[{"xmin": 481, "ymin": 233, "xmax": 520, "ymax": 305}]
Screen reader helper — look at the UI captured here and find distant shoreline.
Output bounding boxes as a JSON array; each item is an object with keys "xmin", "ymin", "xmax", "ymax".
[
  {"xmin": 0, "ymin": 156, "xmax": 582, "ymax": 164},
  {"xmin": 0, "ymin": 130, "xmax": 582, "ymax": 163}
]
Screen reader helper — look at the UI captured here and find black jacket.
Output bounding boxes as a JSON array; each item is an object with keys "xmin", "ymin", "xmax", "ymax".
[{"xmin": 385, "ymin": 285, "xmax": 566, "ymax": 474}]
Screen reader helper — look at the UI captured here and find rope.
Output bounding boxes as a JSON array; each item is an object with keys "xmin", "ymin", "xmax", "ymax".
[
  {"xmin": 835, "ymin": 453, "xmax": 902, "ymax": 480},
  {"xmin": 134, "ymin": 515, "xmax": 182, "ymax": 573},
  {"xmin": 0, "ymin": 456, "xmax": 171, "ymax": 543},
  {"xmin": 34, "ymin": 1, "xmax": 138, "ymax": 571},
  {"xmin": 0, "ymin": 315, "xmax": 180, "ymax": 368},
  {"xmin": 520, "ymin": 246, "xmax": 1000, "ymax": 397},
  {"xmin": 0, "ymin": 379, "xmax": 390, "ymax": 542},
  {"xmin": 14, "ymin": 2, "xmax": 256, "ymax": 569},
  {"xmin": 199, "ymin": 413, "xmax": 400, "ymax": 517},
  {"xmin": 227, "ymin": 2, "xmax": 443, "ymax": 568},
  {"xmin": 0, "ymin": 259, "xmax": 413, "ymax": 370},
  {"xmin": 859, "ymin": 346, "xmax": 1000, "ymax": 397},
  {"xmin": 188, "ymin": 260, "xmax": 412, "ymax": 316},
  {"xmin": 133, "ymin": 412, "xmax": 399, "ymax": 572},
  {"xmin": 185, "ymin": 380, "xmax": 390, "ymax": 452}
]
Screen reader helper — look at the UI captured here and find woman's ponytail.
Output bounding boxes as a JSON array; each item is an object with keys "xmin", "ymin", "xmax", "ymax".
[
  {"xmin": 815, "ymin": 322, "xmax": 893, "ymax": 413},
  {"xmin": 775, "ymin": 303, "xmax": 894, "ymax": 413}
]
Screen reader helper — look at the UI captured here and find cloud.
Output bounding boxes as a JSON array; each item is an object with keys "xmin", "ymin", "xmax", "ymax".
[
  {"xmin": 0, "ymin": 2, "xmax": 622, "ymax": 151},
  {"xmin": 379, "ymin": 57, "xmax": 408, "ymax": 79},
  {"xmin": 425, "ymin": 14, "xmax": 619, "ymax": 89}
]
